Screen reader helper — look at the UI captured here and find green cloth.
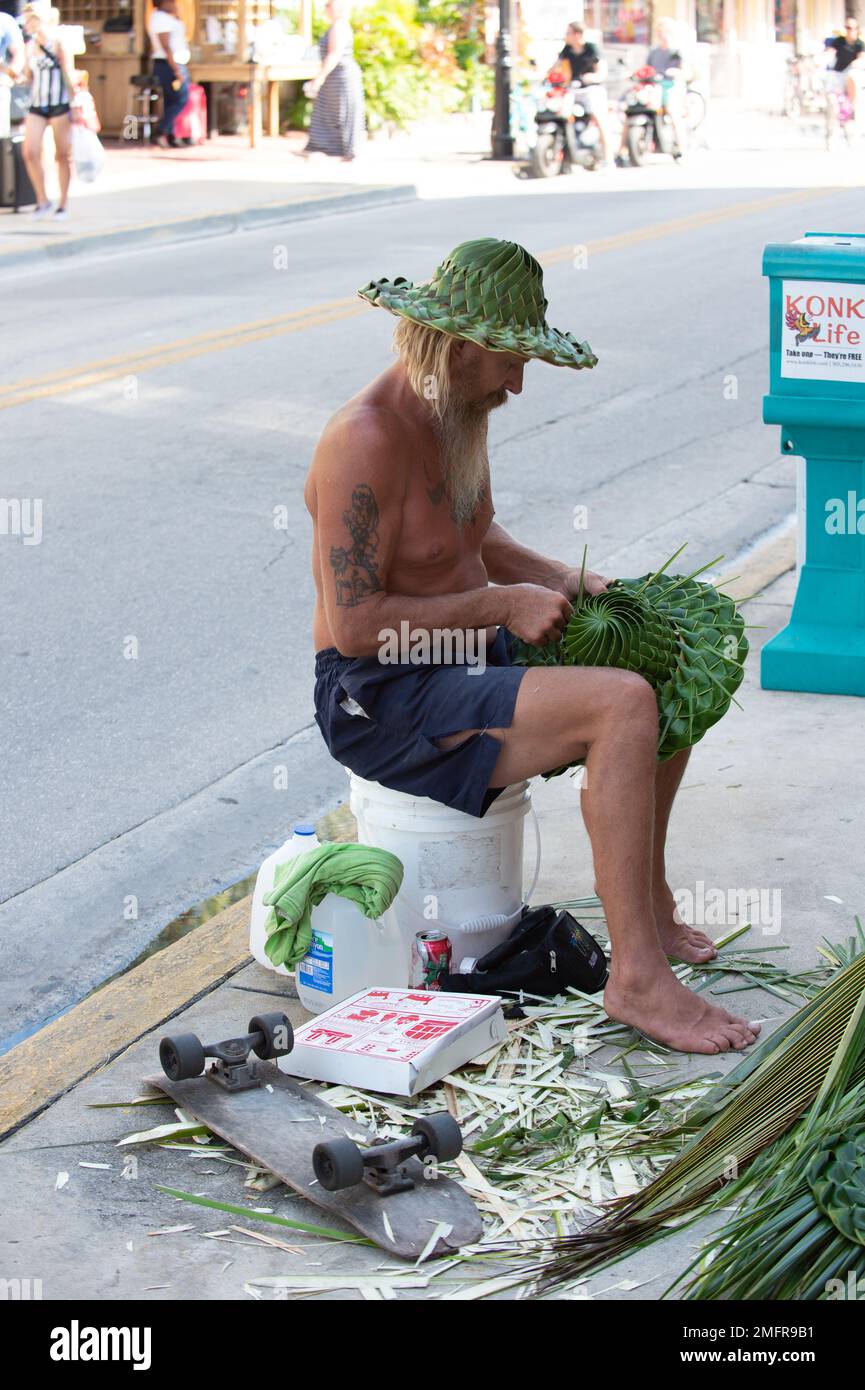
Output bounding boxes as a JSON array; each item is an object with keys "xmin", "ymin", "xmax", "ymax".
[{"xmin": 262, "ymin": 843, "xmax": 404, "ymax": 969}]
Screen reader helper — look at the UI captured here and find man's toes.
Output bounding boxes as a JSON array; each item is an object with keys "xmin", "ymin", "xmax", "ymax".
[
  {"xmin": 721, "ymin": 1008, "xmax": 752, "ymax": 1029},
  {"xmin": 687, "ymin": 928, "xmax": 715, "ymax": 948}
]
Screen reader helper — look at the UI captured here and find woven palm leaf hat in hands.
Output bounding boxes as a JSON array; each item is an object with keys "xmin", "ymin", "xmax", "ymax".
[{"xmin": 358, "ymin": 237, "xmax": 598, "ymax": 370}]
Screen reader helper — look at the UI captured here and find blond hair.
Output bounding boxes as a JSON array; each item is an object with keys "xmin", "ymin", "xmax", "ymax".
[
  {"xmin": 22, "ymin": 2, "xmax": 60, "ymax": 22},
  {"xmin": 392, "ymin": 316, "xmax": 457, "ymax": 420}
]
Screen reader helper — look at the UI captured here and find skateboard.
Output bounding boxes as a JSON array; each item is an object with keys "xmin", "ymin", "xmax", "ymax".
[{"xmin": 146, "ymin": 1013, "xmax": 482, "ymax": 1259}]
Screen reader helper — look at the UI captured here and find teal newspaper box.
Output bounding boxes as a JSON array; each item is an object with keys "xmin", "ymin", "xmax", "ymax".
[{"xmin": 762, "ymin": 232, "xmax": 865, "ymax": 695}]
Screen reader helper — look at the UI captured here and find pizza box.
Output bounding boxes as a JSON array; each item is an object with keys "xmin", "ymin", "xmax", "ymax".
[{"xmin": 279, "ymin": 986, "xmax": 507, "ymax": 1096}]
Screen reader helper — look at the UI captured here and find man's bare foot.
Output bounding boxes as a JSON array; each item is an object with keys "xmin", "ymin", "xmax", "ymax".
[
  {"xmin": 594, "ymin": 878, "xmax": 718, "ymax": 964},
  {"xmin": 654, "ymin": 881, "xmax": 717, "ymax": 964},
  {"xmin": 605, "ymin": 962, "xmax": 761, "ymax": 1055}
]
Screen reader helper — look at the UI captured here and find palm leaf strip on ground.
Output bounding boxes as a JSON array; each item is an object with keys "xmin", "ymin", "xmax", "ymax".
[
  {"xmin": 518, "ymin": 952, "xmax": 865, "ymax": 1292},
  {"xmin": 674, "ymin": 989, "xmax": 865, "ymax": 1299}
]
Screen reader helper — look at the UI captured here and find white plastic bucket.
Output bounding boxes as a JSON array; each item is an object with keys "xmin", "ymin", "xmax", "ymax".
[{"xmin": 348, "ymin": 773, "xmax": 538, "ymax": 972}]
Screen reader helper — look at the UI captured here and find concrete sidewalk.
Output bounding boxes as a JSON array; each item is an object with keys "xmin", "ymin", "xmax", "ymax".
[
  {"xmin": 0, "ymin": 114, "xmax": 500, "ymax": 270},
  {"xmin": 2, "ymin": 552, "xmax": 862, "ymax": 1300},
  {"xmin": 4, "ymin": 101, "xmax": 864, "ymax": 274},
  {"xmin": 0, "ymin": 131, "xmax": 418, "ymax": 271}
]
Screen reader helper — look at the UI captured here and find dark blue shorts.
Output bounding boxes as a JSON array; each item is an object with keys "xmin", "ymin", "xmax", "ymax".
[{"xmin": 313, "ymin": 627, "xmax": 527, "ymax": 819}]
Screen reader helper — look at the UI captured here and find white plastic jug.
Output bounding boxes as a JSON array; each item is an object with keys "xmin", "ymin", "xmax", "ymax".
[
  {"xmin": 249, "ymin": 823, "xmax": 320, "ymax": 978},
  {"xmin": 294, "ymin": 897, "xmax": 408, "ymax": 1014},
  {"xmin": 348, "ymin": 774, "xmax": 540, "ymax": 971},
  {"xmin": 249, "ymin": 822, "xmax": 408, "ymax": 1013}
]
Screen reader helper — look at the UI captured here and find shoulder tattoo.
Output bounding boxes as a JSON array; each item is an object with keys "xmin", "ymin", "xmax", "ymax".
[{"xmin": 329, "ymin": 483, "xmax": 383, "ymax": 607}]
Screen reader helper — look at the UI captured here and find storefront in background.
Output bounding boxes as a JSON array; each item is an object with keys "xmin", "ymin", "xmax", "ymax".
[{"xmin": 519, "ymin": 0, "xmax": 847, "ymax": 105}]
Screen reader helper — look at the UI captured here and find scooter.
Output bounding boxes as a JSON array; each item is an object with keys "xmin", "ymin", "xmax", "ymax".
[
  {"xmin": 530, "ymin": 70, "xmax": 602, "ymax": 178},
  {"xmin": 621, "ymin": 65, "xmax": 681, "ymax": 165}
]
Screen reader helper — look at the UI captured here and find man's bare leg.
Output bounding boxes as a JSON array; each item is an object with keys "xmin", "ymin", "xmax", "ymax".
[
  {"xmin": 651, "ymin": 749, "xmax": 718, "ymax": 964},
  {"xmin": 591, "ymin": 749, "xmax": 716, "ymax": 963},
  {"xmin": 436, "ymin": 666, "xmax": 759, "ymax": 1054}
]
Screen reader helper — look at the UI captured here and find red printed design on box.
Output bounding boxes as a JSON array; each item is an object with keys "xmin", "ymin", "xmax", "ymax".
[
  {"xmin": 292, "ymin": 988, "xmax": 497, "ymax": 1063},
  {"xmin": 303, "ymin": 1028, "xmax": 352, "ymax": 1047}
]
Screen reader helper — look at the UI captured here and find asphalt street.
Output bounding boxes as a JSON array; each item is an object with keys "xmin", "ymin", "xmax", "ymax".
[{"xmin": 4, "ymin": 169, "xmax": 865, "ymax": 1046}]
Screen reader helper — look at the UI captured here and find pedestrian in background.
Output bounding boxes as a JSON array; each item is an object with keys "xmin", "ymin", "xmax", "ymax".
[
  {"xmin": 302, "ymin": 0, "xmax": 364, "ymax": 162},
  {"xmin": 20, "ymin": 0, "xmax": 76, "ymax": 218},
  {"xmin": 558, "ymin": 20, "xmax": 615, "ymax": 169},
  {"xmin": 148, "ymin": 0, "xmax": 190, "ymax": 149},
  {"xmin": 646, "ymin": 15, "xmax": 688, "ymax": 157},
  {"xmin": 824, "ymin": 16, "xmax": 865, "ymax": 135},
  {"xmin": 0, "ymin": 7, "xmax": 23, "ymax": 80},
  {"xmin": 0, "ymin": 6, "xmax": 23, "ymax": 135}
]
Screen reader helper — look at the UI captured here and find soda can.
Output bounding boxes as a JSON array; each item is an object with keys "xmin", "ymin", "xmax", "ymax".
[{"xmin": 411, "ymin": 929, "xmax": 452, "ymax": 990}]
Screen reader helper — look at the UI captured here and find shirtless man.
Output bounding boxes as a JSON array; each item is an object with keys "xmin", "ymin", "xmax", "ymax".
[{"xmin": 306, "ymin": 237, "xmax": 759, "ymax": 1056}]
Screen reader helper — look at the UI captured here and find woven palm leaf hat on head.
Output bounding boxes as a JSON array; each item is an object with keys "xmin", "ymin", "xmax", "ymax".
[{"xmin": 358, "ymin": 237, "xmax": 598, "ymax": 370}]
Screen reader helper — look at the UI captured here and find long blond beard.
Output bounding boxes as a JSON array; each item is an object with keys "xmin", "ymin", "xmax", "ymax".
[{"xmin": 437, "ymin": 392, "xmax": 506, "ymax": 526}]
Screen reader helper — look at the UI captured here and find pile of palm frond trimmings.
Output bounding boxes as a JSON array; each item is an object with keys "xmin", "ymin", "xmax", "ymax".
[
  {"xmin": 511, "ymin": 545, "xmax": 748, "ymax": 761},
  {"xmin": 515, "ymin": 939, "xmax": 865, "ymax": 1298}
]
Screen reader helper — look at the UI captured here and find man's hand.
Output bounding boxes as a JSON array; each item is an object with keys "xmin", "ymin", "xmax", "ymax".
[
  {"xmin": 559, "ymin": 567, "xmax": 611, "ymax": 601},
  {"xmin": 505, "ymin": 583, "xmax": 573, "ymax": 647}
]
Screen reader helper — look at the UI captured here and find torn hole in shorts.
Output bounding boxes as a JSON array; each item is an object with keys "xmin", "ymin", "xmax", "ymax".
[{"xmin": 339, "ymin": 692, "xmax": 370, "ymax": 719}]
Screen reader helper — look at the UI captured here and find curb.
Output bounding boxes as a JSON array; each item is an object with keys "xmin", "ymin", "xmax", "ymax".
[
  {"xmin": 0, "ymin": 895, "xmax": 253, "ymax": 1141},
  {"xmin": 711, "ymin": 513, "xmax": 796, "ymax": 600},
  {"xmin": 0, "ymin": 183, "xmax": 417, "ymax": 272},
  {"xmin": 0, "ymin": 519, "xmax": 797, "ymax": 1141}
]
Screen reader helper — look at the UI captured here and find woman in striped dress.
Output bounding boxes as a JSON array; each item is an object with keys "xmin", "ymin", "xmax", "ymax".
[
  {"xmin": 304, "ymin": 0, "xmax": 364, "ymax": 161},
  {"xmin": 21, "ymin": 1, "xmax": 77, "ymax": 219}
]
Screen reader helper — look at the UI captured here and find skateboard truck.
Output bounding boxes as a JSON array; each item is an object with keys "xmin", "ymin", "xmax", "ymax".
[
  {"xmin": 313, "ymin": 1113, "xmax": 464, "ymax": 1197},
  {"xmin": 159, "ymin": 1013, "xmax": 294, "ymax": 1092}
]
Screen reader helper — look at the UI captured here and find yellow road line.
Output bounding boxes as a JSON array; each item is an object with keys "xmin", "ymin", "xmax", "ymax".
[
  {"xmin": 0, "ymin": 296, "xmax": 359, "ymax": 398},
  {"xmin": 1, "ymin": 185, "xmax": 842, "ymax": 412},
  {"xmin": 0, "ymin": 304, "xmax": 366, "ymax": 410},
  {"xmin": 539, "ymin": 185, "xmax": 841, "ymax": 266}
]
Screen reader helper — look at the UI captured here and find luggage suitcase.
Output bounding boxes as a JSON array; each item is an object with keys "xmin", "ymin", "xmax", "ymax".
[
  {"xmin": 0, "ymin": 134, "xmax": 37, "ymax": 212},
  {"xmin": 173, "ymin": 82, "xmax": 207, "ymax": 144}
]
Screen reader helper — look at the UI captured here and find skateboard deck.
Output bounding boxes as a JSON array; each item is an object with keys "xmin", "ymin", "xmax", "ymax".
[{"xmin": 146, "ymin": 1062, "xmax": 482, "ymax": 1259}]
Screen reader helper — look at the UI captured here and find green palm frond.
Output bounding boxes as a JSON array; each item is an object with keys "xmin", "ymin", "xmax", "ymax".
[
  {"xmin": 511, "ymin": 547, "xmax": 748, "ymax": 762},
  {"xmin": 676, "ymin": 991, "xmax": 865, "ymax": 1299},
  {"xmin": 516, "ymin": 953, "xmax": 865, "ymax": 1293}
]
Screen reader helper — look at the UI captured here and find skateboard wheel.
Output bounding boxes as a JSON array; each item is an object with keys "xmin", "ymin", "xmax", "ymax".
[
  {"xmin": 312, "ymin": 1138, "xmax": 364, "ymax": 1191},
  {"xmin": 159, "ymin": 1033, "xmax": 206, "ymax": 1081},
  {"xmin": 412, "ymin": 1113, "xmax": 463, "ymax": 1162},
  {"xmin": 249, "ymin": 1012, "xmax": 294, "ymax": 1059}
]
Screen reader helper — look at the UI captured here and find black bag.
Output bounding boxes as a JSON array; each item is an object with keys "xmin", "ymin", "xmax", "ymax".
[
  {"xmin": 441, "ymin": 904, "xmax": 608, "ymax": 999},
  {"xmin": 10, "ymin": 82, "xmax": 31, "ymax": 124},
  {"xmin": 0, "ymin": 133, "xmax": 36, "ymax": 211}
]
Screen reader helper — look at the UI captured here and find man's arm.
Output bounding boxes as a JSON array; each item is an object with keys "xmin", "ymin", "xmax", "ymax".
[
  {"xmin": 482, "ymin": 520, "xmax": 609, "ymax": 598},
  {"xmin": 312, "ymin": 417, "xmax": 571, "ymax": 656}
]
